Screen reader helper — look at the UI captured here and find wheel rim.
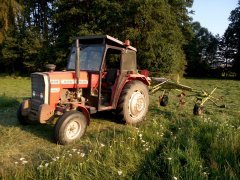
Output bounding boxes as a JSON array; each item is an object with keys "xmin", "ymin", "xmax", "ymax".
[
  {"xmin": 128, "ymin": 90, "xmax": 146, "ymax": 119},
  {"xmin": 65, "ymin": 119, "xmax": 82, "ymax": 140}
]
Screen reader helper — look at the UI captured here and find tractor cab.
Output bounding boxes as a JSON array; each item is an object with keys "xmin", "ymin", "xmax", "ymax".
[{"xmin": 67, "ymin": 35, "xmax": 138, "ymax": 111}]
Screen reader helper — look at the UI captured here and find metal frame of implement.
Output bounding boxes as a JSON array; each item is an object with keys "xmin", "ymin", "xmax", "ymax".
[{"xmin": 149, "ymin": 77, "xmax": 226, "ymax": 115}]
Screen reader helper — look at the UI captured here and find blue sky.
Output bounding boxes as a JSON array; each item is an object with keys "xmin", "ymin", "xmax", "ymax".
[{"xmin": 191, "ymin": 0, "xmax": 239, "ymax": 36}]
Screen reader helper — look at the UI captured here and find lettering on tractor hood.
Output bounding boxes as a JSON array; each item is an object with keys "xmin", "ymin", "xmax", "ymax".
[{"xmin": 50, "ymin": 79, "xmax": 88, "ymax": 85}]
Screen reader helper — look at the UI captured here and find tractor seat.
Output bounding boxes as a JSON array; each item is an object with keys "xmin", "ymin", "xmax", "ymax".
[{"xmin": 102, "ymin": 69, "xmax": 118, "ymax": 88}]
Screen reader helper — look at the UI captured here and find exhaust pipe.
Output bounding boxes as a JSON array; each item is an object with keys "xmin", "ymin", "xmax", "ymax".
[{"xmin": 75, "ymin": 39, "xmax": 80, "ymax": 91}]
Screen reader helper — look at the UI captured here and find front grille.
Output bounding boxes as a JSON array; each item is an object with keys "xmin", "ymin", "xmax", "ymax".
[{"xmin": 31, "ymin": 73, "xmax": 47, "ymax": 110}]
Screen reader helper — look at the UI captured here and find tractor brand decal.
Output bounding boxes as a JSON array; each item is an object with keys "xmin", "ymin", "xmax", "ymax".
[
  {"xmin": 51, "ymin": 88, "xmax": 60, "ymax": 93},
  {"xmin": 50, "ymin": 79, "xmax": 60, "ymax": 84},
  {"xmin": 61, "ymin": 80, "xmax": 75, "ymax": 84},
  {"xmin": 61, "ymin": 79, "xmax": 88, "ymax": 84}
]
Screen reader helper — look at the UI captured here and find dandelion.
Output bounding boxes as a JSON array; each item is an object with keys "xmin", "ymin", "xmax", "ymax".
[
  {"xmin": 45, "ymin": 163, "xmax": 49, "ymax": 167},
  {"xmin": 20, "ymin": 158, "xmax": 25, "ymax": 161},
  {"xmin": 173, "ymin": 176, "xmax": 178, "ymax": 180},
  {"xmin": 100, "ymin": 143, "xmax": 105, "ymax": 147},
  {"xmin": 167, "ymin": 157, "xmax": 172, "ymax": 161},
  {"xmin": 118, "ymin": 170, "xmax": 123, "ymax": 176},
  {"xmin": 80, "ymin": 153, "xmax": 85, "ymax": 157}
]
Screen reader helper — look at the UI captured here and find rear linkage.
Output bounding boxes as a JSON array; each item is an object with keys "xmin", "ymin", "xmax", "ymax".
[{"xmin": 149, "ymin": 77, "xmax": 226, "ymax": 116}]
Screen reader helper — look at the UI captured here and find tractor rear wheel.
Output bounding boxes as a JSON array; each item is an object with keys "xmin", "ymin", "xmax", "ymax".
[
  {"xmin": 17, "ymin": 103, "xmax": 29, "ymax": 125},
  {"xmin": 117, "ymin": 81, "xmax": 149, "ymax": 125},
  {"xmin": 54, "ymin": 111, "xmax": 87, "ymax": 145}
]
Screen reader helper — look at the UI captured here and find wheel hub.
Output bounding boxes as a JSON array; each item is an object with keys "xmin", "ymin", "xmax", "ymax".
[
  {"xmin": 128, "ymin": 91, "xmax": 145, "ymax": 118},
  {"xmin": 65, "ymin": 119, "xmax": 81, "ymax": 140}
]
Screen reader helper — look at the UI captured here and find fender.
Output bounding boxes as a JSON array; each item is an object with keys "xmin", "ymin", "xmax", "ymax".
[
  {"xmin": 75, "ymin": 104, "xmax": 91, "ymax": 125},
  {"xmin": 111, "ymin": 74, "xmax": 150, "ymax": 108}
]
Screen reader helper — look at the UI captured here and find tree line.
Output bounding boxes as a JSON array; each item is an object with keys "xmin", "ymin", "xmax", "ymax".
[{"xmin": 0, "ymin": 0, "xmax": 239, "ymax": 78}]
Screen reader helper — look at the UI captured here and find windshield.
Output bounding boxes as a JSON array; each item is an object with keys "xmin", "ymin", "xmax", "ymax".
[{"xmin": 67, "ymin": 45, "xmax": 104, "ymax": 71}]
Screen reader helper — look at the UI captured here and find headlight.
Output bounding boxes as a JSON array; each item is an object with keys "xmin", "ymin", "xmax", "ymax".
[
  {"xmin": 32, "ymin": 91, "xmax": 36, "ymax": 97},
  {"xmin": 40, "ymin": 93, "xmax": 44, "ymax": 99}
]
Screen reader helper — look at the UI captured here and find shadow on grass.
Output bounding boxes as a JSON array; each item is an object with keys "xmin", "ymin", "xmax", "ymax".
[{"xmin": 0, "ymin": 95, "xmax": 54, "ymax": 143}]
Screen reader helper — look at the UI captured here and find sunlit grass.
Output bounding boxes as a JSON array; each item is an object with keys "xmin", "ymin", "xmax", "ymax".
[{"xmin": 0, "ymin": 76, "xmax": 239, "ymax": 179}]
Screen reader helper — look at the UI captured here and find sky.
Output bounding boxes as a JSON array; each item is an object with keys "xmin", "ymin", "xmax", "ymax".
[{"xmin": 191, "ymin": 0, "xmax": 239, "ymax": 36}]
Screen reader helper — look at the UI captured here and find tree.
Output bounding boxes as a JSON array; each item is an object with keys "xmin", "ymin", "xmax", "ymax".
[
  {"xmin": 53, "ymin": 0, "xmax": 193, "ymax": 75},
  {"xmin": 0, "ymin": 0, "xmax": 22, "ymax": 43},
  {"xmin": 224, "ymin": 1, "xmax": 240, "ymax": 78},
  {"xmin": 184, "ymin": 22, "xmax": 219, "ymax": 77}
]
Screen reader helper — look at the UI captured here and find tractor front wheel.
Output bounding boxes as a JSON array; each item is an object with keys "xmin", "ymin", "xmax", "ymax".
[
  {"xmin": 117, "ymin": 81, "xmax": 149, "ymax": 125},
  {"xmin": 54, "ymin": 111, "xmax": 87, "ymax": 145}
]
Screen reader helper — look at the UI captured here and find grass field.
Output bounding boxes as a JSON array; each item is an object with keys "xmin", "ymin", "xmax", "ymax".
[{"xmin": 0, "ymin": 76, "xmax": 240, "ymax": 179}]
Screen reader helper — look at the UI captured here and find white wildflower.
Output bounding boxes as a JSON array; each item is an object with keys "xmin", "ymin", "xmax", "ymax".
[
  {"xmin": 100, "ymin": 143, "xmax": 105, "ymax": 147},
  {"xmin": 80, "ymin": 153, "xmax": 85, "ymax": 157},
  {"xmin": 167, "ymin": 157, "xmax": 172, "ymax": 161},
  {"xmin": 146, "ymin": 148, "xmax": 149, "ymax": 151},
  {"xmin": 69, "ymin": 154, "xmax": 72, "ymax": 157},
  {"xmin": 139, "ymin": 134, "xmax": 143, "ymax": 138},
  {"xmin": 14, "ymin": 162, "xmax": 19, "ymax": 165},
  {"xmin": 118, "ymin": 170, "xmax": 123, "ymax": 176},
  {"xmin": 45, "ymin": 163, "xmax": 49, "ymax": 167},
  {"xmin": 56, "ymin": 156, "xmax": 60, "ymax": 160},
  {"xmin": 173, "ymin": 176, "xmax": 178, "ymax": 180},
  {"xmin": 72, "ymin": 149, "xmax": 77, "ymax": 152},
  {"xmin": 37, "ymin": 165, "xmax": 43, "ymax": 169},
  {"xmin": 20, "ymin": 158, "xmax": 25, "ymax": 161},
  {"xmin": 52, "ymin": 158, "xmax": 57, "ymax": 161},
  {"xmin": 22, "ymin": 160, "xmax": 28, "ymax": 164}
]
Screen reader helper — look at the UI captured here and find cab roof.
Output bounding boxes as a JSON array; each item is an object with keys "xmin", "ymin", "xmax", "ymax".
[{"xmin": 77, "ymin": 35, "xmax": 137, "ymax": 52}]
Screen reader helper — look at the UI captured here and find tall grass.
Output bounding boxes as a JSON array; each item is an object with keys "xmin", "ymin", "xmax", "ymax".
[{"xmin": 0, "ymin": 76, "xmax": 239, "ymax": 179}]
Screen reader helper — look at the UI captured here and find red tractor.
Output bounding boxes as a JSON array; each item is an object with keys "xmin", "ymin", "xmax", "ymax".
[{"xmin": 18, "ymin": 35, "xmax": 150, "ymax": 145}]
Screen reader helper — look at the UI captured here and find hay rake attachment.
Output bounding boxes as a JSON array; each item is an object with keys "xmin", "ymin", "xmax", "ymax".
[{"xmin": 149, "ymin": 77, "xmax": 226, "ymax": 115}]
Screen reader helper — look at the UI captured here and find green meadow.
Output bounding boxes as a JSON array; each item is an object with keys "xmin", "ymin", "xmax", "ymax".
[{"xmin": 0, "ymin": 76, "xmax": 239, "ymax": 179}]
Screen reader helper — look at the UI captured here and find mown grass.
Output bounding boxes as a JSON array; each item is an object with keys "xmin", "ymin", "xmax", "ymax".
[{"xmin": 0, "ymin": 76, "xmax": 239, "ymax": 179}]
